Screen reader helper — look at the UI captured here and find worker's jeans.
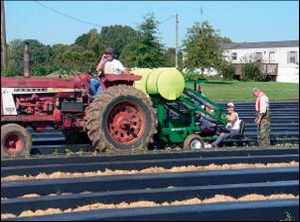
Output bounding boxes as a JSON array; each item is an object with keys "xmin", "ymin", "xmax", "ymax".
[
  {"xmin": 90, "ymin": 78, "xmax": 102, "ymax": 97},
  {"xmin": 212, "ymin": 129, "xmax": 239, "ymax": 147},
  {"xmin": 257, "ymin": 117, "xmax": 271, "ymax": 148}
]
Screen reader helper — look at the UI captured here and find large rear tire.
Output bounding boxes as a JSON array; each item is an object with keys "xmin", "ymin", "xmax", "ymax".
[
  {"xmin": 1, "ymin": 124, "xmax": 32, "ymax": 156},
  {"xmin": 87, "ymin": 85, "xmax": 157, "ymax": 152}
]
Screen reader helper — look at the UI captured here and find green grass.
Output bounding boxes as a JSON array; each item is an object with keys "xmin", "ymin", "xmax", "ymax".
[{"xmin": 186, "ymin": 81, "xmax": 299, "ymax": 102}]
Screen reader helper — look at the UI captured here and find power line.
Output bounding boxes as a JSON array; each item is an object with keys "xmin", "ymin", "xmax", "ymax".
[
  {"xmin": 35, "ymin": 2, "xmax": 172, "ymax": 30},
  {"xmin": 35, "ymin": 1, "xmax": 102, "ymax": 28},
  {"xmin": 159, "ymin": 16, "xmax": 172, "ymax": 24}
]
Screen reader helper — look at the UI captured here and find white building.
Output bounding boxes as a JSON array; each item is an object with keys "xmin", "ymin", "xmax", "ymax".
[{"xmin": 222, "ymin": 40, "xmax": 299, "ymax": 83}]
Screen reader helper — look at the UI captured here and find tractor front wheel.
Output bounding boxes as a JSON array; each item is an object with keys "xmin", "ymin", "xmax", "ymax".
[
  {"xmin": 1, "ymin": 124, "xmax": 32, "ymax": 156},
  {"xmin": 183, "ymin": 134, "xmax": 204, "ymax": 150}
]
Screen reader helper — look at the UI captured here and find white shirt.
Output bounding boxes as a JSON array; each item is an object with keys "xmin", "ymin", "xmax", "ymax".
[
  {"xmin": 226, "ymin": 112, "xmax": 240, "ymax": 131},
  {"xmin": 231, "ymin": 112, "xmax": 240, "ymax": 130},
  {"xmin": 103, "ymin": 59, "xmax": 125, "ymax": 74},
  {"xmin": 255, "ymin": 92, "xmax": 269, "ymax": 114}
]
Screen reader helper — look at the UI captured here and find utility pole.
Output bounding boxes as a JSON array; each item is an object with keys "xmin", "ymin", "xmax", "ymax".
[
  {"xmin": 1, "ymin": 0, "xmax": 7, "ymax": 71},
  {"xmin": 23, "ymin": 42, "xmax": 30, "ymax": 78},
  {"xmin": 171, "ymin": 13, "xmax": 179, "ymax": 68},
  {"xmin": 175, "ymin": 13, "xmax": 179, "ymax": 69}
]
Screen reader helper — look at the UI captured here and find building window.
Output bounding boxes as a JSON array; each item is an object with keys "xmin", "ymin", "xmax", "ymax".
[
  {"xmin": 269, "ymin": 51, "xmax": 275, "ymax": 63},
  {"xmin": 231, "ymin": 52, "xmax": 237, "ymax": 61},
  {"xmin": 255, "ymin": 52, "xmax": 262, "ymax": 63},
  {"xmin": 287, "ymin": 51, "xmax": 298, "ymax": 64}
]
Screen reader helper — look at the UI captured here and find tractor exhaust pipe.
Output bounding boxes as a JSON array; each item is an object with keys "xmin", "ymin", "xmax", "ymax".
[{"xmin": 23, "ymin": 41, "xmax": 30, "ymax": 78}]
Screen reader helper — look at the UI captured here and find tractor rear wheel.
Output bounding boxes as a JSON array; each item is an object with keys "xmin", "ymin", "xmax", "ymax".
[
  {"xmin": 1, "ymin": 124, "xmax": 32, "ymax": 156},
  {"xmin": 183, "ymin": 134, "xmax": 204, "ymax": 150},
  {"xmin": 87, "ymin": 85, "xmax": 157, "ymax": 152}
]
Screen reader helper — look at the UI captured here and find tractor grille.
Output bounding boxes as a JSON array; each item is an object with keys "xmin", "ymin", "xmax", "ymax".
[{"xmin": 61, "ymin": 101, "xmax": 83, "ymax": 112}]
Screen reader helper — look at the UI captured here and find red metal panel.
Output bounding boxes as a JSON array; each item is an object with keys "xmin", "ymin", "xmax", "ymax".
[
  {"xmin": 1, "ymin": 115, "xmax": 56, "ymax": 122},
  {"xmin": 1, "ymin": 77, "xmax": 75, "ymax": 88}
]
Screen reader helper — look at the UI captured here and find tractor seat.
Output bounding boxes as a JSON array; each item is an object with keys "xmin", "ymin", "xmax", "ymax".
[
  {"xmin": 101, "ymin": 74, "xmax": 142, "ymax": 88},
  {"xmin": 104, "ymin": 74, "xmax": 142, "ymax": 82},
  {"xmin": 230, "ymin": 119, "xmax": 246, "ymax": 139}
]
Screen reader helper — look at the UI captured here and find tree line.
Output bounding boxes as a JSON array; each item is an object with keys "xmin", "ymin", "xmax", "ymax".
[{"xmin": 1, "ymin": 13, "xmax": 233, "ymax": 78}]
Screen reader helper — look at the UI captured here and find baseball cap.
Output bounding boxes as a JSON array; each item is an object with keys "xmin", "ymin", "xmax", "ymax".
[
  {"xmin": 105, "ymin": 47, "xmax": 114, "ymax": 54},
  {"xmin": 227, "ymin": 102, "xmax": 235, "ymax": 108}
]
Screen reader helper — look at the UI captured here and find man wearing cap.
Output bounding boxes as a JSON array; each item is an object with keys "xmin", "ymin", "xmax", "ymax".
[
  {"xmin": 205, "ymin": 102, "xmax": 241, "ymax": 148},
  {"xmin": 96, "ymin": 47, "xmax": 131, "ymax": 75},
  {"xmin": 252, "ymin": 87, "xmax": 271, "ymax": 147},
  {"xmin": 90, "ymin": 47, "xmax": 132, "ymax": 97}
]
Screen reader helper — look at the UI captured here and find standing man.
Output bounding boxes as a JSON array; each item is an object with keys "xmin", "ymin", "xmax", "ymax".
[{"xmin": 252, "ymin": 87, "xmax": 271, "ymax": 147}]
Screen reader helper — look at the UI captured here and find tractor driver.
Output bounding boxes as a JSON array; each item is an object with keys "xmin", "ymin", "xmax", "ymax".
[{"xmin": 90, "ymin": 47, "xmax": 132, "ymax": 97}]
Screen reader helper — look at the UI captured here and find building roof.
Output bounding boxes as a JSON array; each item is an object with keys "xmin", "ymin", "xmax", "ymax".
[{"xmin": 222, "ymin": 40, "xmax": 299, "ymax": 50}]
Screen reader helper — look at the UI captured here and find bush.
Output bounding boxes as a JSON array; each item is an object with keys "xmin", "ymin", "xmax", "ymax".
[
  {"xmin": 182, "ymin": 72, "xmax": 206, "ymax": 81},
  {"xmin": 241, "ymin": 63, "xmax": 266, "ymax": 82},
  {"xmin": 35, "ymin": 66, "xmax": 48, "ymax": 76},
  {"xmin": 220, "ymin": 64, "xmax": 236, "ymax": 80}
]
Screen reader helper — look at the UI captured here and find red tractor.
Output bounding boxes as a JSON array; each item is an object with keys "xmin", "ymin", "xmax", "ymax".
[{"xmin": 1, "ymin": 72, "xmax": 157, "ymax": 156}]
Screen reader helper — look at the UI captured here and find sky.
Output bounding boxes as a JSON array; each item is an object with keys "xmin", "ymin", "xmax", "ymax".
[{"xmin": 4, "ymin": 1, "xmax": 299, "ymax": 48}]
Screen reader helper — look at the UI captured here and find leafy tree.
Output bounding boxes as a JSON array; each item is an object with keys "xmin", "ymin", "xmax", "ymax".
[
  {"xmin": 74, "ymin": 32, "xmax": 90, "ymax": 50},
  {"xmin": 219, "ymin": 36, "xmax": 232, "ymax": 44},
  {"xmin": 182, "ymin": 21, "xmax": 226, "ymax": 73},
  {"xmin": 2, "ymin": 41, "xmax": 18, "ymax": 76},
  {"xmin": 53, "ymin": 49, "xmax": 97, "ymax": 73},
  {"xmin": 120, "ymin": 13, "xmax": 166, "ymax": 68},
  {"xmin": 52, "ymin": 44, "xmax": 71, "ymax": 57},
  {"xmin": 5, "ymin": 39, "xmax": 55, "ymax": 76},
  {"xmin": 164, "ymin": 47, "xmax": 176, "ymax": 67},
  {"xmin": 26, "ymin": 40, "xmax": 54, "ymax": 72},
  {"xmin": 99, "ymin": 25, "xmax": 139, "ymax": 58},
  {"xmin": 50, "ymin": 29, "xmax": 104, "ymax": 74},
  {"xmin": 5, "ymin": 39, "xmax": 24, "ymax": 76},
  {"xmin": 119, "ymin": 42, "xmax": 138, "ymax": 68},
  {"xmin": 73, "ymin": 28, "xmax": 104, "ymax": 56},
  {"xmin": 80, "ymin": 50, "xmax": 98, "ymax": 70}
]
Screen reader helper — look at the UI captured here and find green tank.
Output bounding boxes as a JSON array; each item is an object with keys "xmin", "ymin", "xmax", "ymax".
[{"xmin": 132, "ymin": 67, "xmax": 185, "ymax": 100}]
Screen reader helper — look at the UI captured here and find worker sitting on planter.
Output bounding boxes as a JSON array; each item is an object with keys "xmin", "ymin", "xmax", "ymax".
[{"xmin": 205, "ymin": 102, "xmax": 241, "ymax": 148}]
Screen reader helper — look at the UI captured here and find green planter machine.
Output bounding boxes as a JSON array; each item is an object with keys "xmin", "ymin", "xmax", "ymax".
[{"xmin": 132, "ymin": 68, "xmax": 227, "ymax": 150}]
